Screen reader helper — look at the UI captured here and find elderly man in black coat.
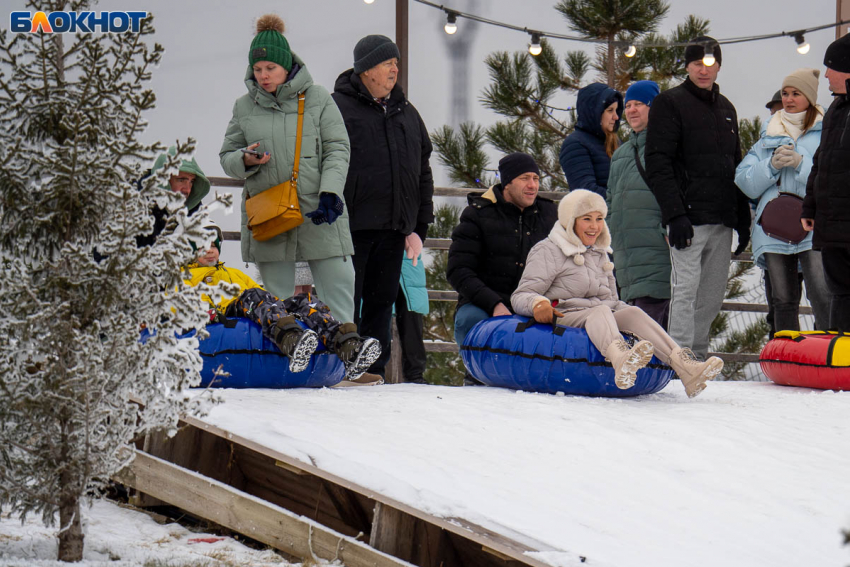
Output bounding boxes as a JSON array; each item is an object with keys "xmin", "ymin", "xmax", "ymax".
[
  {"xmin": 332, "ymin": 35, "xmax": 434, "ymax": 380},
  {"xmin": 447, "ymin": 153, "xmax": 558, "ymax": 350},
  {"xmin": 802, "ymin": 34, "xmax": 850, "ymax": 330}
]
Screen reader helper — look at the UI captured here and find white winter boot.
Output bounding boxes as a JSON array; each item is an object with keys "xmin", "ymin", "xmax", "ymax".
[
  {"xmin": 605, "ymin": 338, "xmax": 654, "ymax": 389},
  {"xmin": 669, "ymin": 347, "xmax": 724, "ymax": 398}
]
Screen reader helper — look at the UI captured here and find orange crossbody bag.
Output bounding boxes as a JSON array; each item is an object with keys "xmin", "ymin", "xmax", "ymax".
[{"xmin": 245, "ymin": 93, "xmax": 306, "ymax": 241}]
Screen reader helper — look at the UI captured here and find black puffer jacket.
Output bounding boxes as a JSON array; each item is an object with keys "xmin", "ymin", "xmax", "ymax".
[
  {"xmin": 645, "ymin": 78, "xmax": 750, "ymax": 232},
  {"xmin": 332, "ymin": 70, "xmax": 434, "ymax": 239},
  {"xmin": 803, "ymin": 83, "xmax": 850, "ymax": 248},
  {"xmin": 447, "ymin": 185, "xmax": 558, "ymax": 313}
]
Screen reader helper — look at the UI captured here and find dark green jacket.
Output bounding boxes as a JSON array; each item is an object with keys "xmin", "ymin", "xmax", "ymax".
[{"xmin": 606, "ymin": 130, "xmax": 671, "ymax": 301}]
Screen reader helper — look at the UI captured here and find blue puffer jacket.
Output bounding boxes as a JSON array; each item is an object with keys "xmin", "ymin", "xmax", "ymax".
[
  {"xmin": 559, "ymin": 83, "xmax": 623, "ymax": 198},
  {"xmin": 735, "ymin": 111, "xmax": 823, "ymax": 268}
]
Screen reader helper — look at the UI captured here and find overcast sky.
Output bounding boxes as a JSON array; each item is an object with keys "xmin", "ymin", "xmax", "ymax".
[{"xmin": 3, "ymin": 1, "xmax": 840, "ymax": 266}]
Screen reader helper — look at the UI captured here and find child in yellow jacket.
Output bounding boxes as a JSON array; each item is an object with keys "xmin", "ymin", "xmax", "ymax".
[{"xmin": 185, "ymin": 227, "xmax": 380, "ymax": 380}]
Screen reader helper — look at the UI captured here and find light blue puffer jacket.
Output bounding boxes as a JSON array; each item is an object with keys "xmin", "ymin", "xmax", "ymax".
[{"xmin": 734, "ymin": 113, "xmax": 823, "ymax": 269}]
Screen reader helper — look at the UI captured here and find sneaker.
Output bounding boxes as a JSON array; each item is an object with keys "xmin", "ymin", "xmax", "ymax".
[
  {"xmin": 337, "ymin": 337, "xmax": 381, "ymax": 382},
  {"xmin": 277, "ymin": 329, "xmax": 319, "ymax": 374},
  {"xmin": 670, "ymin": 347, "xmax": 723, "ymax": 398},
  {"xmin": 605, "ymin": 338, "xmax": 654, "ymax": 389}
]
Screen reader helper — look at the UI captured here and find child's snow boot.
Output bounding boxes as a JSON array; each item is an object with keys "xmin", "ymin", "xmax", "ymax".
[
  {"xmin": 334, "ymin": 322, "xmax": 382, "ymax": 382},
  {"xmin": 274, "ymin": 316, "xmax": 318, "ymax": 374}
]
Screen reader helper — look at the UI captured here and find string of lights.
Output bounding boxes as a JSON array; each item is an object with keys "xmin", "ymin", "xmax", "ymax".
[{"xmin": 364, "ymin": 0, "xmax": 849, "ymax": 60}]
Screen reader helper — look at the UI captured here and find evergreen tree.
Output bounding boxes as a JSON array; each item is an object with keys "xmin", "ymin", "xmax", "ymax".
[
  {"xmin": 556, "ymin": 0, "xmax": 670, "ymax": 87},
  {"xmin": 0, "ymin": 2, "xmax": 229, "ymax": 560},
  {"xmin": 739, "ymin": 115, "xmax": 764, "ymax": 156},
  {"xmin": 433, "ymin": 11, "xmax": 709, "ymax": 190},
  {"xmin": 603, "ymin": 15, "xmax": 710, "ymax": 91}
]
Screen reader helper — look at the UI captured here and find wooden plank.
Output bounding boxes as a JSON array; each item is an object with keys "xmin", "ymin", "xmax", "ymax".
[
  {"xmin": 370, "ymin": 502, "xmax": 417, "ymax": 560},
  {"xmin": 174, "ymin": 416, "xmax": 557, "ymax": 567},
  {"xmin": 322, "ymin": 480, "xmax": 374, "ymax": 535},
  {"xmin": 115, "ymin": 450, "xmax": 413, "ymax": 567},
  {"xmin": 386, "ymin": 317, "xmax": 403, "ymax": 384}
]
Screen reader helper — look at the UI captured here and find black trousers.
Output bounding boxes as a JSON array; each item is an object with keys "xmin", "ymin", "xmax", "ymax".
[
  {"xmin": 352, "ymin": 230, "xmax": 406, "ymax": 376},
  {"xmin": 395, "ymin": 286, "xmax": 427, "ymax": 382},
  {"xmin": 763, "ymin": 268, "xmax": 803, "ymax": 338},
  {"xmin": 821, "ymin": 247, "xmax": 850, "ymax": 331}
]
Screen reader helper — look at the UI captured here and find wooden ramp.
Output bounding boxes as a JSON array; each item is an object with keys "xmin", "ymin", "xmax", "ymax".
[{"xmin": 119, "ymin": 415, "xmax": 560, "ymax": 567}]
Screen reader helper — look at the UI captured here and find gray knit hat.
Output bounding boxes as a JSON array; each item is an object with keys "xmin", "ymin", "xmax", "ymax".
[{"xmin": 353, "ymin": 35, "xmax": 400, "ymax": 74}]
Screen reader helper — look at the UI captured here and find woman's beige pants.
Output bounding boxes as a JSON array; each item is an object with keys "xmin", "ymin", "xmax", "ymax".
[{"xmin": 556, "ymin": 305, "xmax": 678, "ymax": 363}]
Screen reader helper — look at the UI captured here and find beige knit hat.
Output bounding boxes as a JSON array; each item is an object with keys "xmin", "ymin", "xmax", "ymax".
[{"xmin": 782, "ymin": 68, "xmax": 820, "ymax": 107}]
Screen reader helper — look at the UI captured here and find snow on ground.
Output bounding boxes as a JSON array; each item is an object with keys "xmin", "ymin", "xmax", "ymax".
[
  {"xmin": 197, "ymin": 381, "xmax": 850, "ymax": 567},
  {"xmin": 0, "ymin": 499, "xmax": 305, "ymax": 566}
]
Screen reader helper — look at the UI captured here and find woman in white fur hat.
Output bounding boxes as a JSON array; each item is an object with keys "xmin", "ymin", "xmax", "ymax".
[{"xmin": 511, "ymin": 189, "xmax": 723, "ymax": 398}]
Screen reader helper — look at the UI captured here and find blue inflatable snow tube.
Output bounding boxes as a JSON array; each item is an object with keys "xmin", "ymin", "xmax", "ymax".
[
  {"xmin": 198, "ymin": 319, "xmax": 345, "ymax": 389},
  {"xmin": 461, "ymin": 315, "xmax": 673, "ymax": 397}
]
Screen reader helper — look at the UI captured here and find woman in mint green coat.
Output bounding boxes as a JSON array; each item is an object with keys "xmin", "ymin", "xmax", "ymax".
[{"xmin": 220, "ymin": 15, "xmax": 355, "ymax": 321}]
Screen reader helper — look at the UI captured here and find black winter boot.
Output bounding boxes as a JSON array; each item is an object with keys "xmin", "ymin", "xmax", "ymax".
[
  {"xmin": 333, "ymin": 323, "xmax": 382, "ymax": 381},
  {"xmin": 274, "ymin": 316, "xmax": 318, "ymax": 374}
]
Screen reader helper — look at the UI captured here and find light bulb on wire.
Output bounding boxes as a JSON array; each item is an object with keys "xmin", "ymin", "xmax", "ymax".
[
  {"xmin": 623, "ymin": 45, "xmax": 636, "ymax": 58},
  {"xmin": 702, "ymin": 45, "xmax": 716, "ymax": 67},
  {"xmin": 444, "ymin": 12, "xmax": 458, "ymax": 35},
  {"xmin": 528, "ymin": 33, "xmax": 542, "ymax": 56},
  {"xmin": 795, "ymin": 33, "xmax": 810, "ymax": 55}
]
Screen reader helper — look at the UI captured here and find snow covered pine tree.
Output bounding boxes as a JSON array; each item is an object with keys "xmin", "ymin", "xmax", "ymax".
[{"xmin": 0, "ymin": 2, "xmax": 230, "ymax": 561}]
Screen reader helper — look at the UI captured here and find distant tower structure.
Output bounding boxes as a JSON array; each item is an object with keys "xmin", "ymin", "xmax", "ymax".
[{"xmin": 441, "ymin": 0, "xmax": 481, "ymax": 126}]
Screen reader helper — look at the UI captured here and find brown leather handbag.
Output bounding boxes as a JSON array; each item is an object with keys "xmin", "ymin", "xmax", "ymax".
[
  {"xmin": 245, "ymin": 93, "xmax": 306, "ymax": 242},
  {"xmin": 758, "ymin": 192, "xmax": 807, "ymax": 245}
]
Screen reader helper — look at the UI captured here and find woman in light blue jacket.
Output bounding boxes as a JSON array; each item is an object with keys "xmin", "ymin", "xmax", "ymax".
[{"xmin": 735, "ymin": 69, "xmax": 828, "ymax": 331}]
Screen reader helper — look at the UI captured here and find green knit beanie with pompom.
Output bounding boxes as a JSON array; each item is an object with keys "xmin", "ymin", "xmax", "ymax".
[{"xmin": 249, "ymin": 14, "xmax": 292, "ymax": 71}]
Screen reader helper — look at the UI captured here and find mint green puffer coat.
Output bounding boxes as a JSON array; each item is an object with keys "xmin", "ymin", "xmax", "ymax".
[{"xmin": 220, "ymin": 53, "xmax": 353, "ymax": 263}]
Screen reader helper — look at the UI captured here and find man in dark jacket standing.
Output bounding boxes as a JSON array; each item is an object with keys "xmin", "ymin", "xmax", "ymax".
[
  {"xmin": 332, "ymin": 35, "xmax": 434, "ymax": 379},
  {"xmin": 447, "ymin": 153, "xmax": 558, "ymax": 347},
  {"xmin": 802, "ymin": 34, "xmax": 850, "ymax": 329},
  {"xmin": 645, "ymin": 37, "xmax": 750, "ymax": 360}
]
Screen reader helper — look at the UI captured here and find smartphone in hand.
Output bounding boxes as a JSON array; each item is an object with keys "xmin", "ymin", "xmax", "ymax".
[{"xmin": 241, "ymin": 147, "xmax": 262, "ymax": 157}]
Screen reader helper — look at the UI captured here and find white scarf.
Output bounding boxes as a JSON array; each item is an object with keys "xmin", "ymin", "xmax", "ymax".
[{"xmin": 765, "ymin": 106, "xmax": 824, "ymax": 140}]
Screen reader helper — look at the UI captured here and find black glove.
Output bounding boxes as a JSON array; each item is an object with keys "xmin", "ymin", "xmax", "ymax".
[
  {"xmin": 734, "ymin": 230, "xmax": 750, "ymax": 256},
  {"xmin": 305, "ymin": 193, "xmax": 344, "ymax": 226},
  {"xmin": 667, "ymin": 215, "xmax": 694, "ymax": 250}
]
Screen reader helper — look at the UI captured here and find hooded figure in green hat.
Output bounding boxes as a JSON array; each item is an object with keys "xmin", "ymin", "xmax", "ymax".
[{"xmin": 137, "ymin": 146, "xmax": 211, "ymax": 247}]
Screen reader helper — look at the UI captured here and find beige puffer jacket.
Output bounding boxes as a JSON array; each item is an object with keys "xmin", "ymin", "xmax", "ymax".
[{"xmin": 511, "ymin": 189, "xmax": 628, "ymax": 315}]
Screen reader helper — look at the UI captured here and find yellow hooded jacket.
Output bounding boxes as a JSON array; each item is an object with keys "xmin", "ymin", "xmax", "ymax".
[{"xmin": 184, "ymin": 262, "xmax": 261, "ymax": 311}]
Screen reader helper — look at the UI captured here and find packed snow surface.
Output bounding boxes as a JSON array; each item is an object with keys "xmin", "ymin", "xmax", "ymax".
[
  {"xmin": 197, "ymin": 381, "xmax": 850, "ymax": 567},
  {"xmin": 0, "ymin": 499, "xmax": 298, "ymax": 566}
]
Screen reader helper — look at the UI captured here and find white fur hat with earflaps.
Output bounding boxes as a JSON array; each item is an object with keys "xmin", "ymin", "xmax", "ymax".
[{"xmin": 548, "ymin": 189, "xmax": 614, "ymax": 270}]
